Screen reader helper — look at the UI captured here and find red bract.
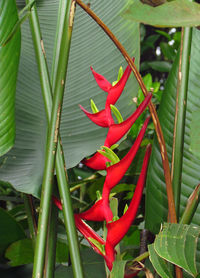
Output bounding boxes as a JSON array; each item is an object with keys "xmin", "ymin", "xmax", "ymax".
[
  {"xmin": 74, "ymin": 214, "xmax": 105, "ymax": 256},
  {"xmin": 77, "ymin": 116, "xmax": 150, "ymax": 223},
  {"xmin": 82, "ymin": 151, "xmax": 111, "ymax": 171},
  {"xmin": 78, "ymin": 145, "xmax": 151, "ymax": 271},
  {"xmin": 77, "ymin": 198, "xmax": 113, "ymax": 222},
  {"xmin": 80, "ymin": 58, "xmax": 134, "ymax": 128},
  {"xmin": 53, "ymin": 61, "xmax": 152, "ymax": 276},
  {"xmin": 52, "ymin": 195, "xmax": 62, "ymax": 210},
  {"xmin": 90, "ymin": 58, "xmax": 134, "ymax": 106},
  {"xmin": 104, "ymin": 145, "xmax": 151, "ymax": 270},
  {"xmin": 82, "ymin": 93, "xmax": 152, "ymax": 170},
  {"xmin": 102, "ymin": 117, "xmax": 150, "ymax": 222},
  {"xmin": 53, "ymin": 145, "xmax": 151, "ymax": 272},
  {"xmin": 79, "ymin": 104, "xmax": 114, "ymax": 127},
  {"xmin": 104, "ymin": 93, "xmax": 151, "ymax": 147},
  {"xmin": 106, "ymin": 144, "xmax": 151, "ymax": 246}
]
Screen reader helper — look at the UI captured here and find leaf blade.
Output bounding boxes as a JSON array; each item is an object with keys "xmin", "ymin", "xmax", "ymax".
[
  {"xmin": 154, "ymin": 223, "xmax": 200, "ymax": 276},
  {"xmin": 123, "ymin": 0, "xmax": 200, "ymax": 27},
  {"xmin": 148, "ymin": 243, "xmax": 174, "ymax": 278},
  {"xmin": 0, "ymin": 0, "xmax": 140, "ymax": 197},
  {"xmin": 0, "ymin": 0, "xmax": 21, "ymax": 156}
]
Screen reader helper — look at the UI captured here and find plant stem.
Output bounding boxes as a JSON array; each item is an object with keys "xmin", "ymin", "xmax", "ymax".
[
  {"xmin": 180, "ymin": 184, "xmax": 200, "ymax": 225},
  {"xmin": 133, "ymin": 251, "xmax": 149, "ymax": 263},
  {"xmin": 23, "ymin": 194, "xmax": 37, "ymax": 242},
  {"xmin": 76, "ymin": 0, "xmax": 177, "ymax": 224},
  {"xmin": 51, "ymin": 1, "xmax": 84, "ymax": 277},
  {"xmin": 27, "ymin": 1, "xmax": 84, "ymax": 277},
  {"xmin": 171, "ymin": 27, "xmax": 193, "ymax": 220},
  {"xmin": 32, "ymin": 73, "xmax": 62, "ymax": 278},
  {"xmin": 44, "ymin": 202, "xmax": 58, "ymax": 278}
]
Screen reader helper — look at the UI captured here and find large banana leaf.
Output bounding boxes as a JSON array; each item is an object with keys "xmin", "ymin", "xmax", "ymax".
[
  {"xmin": 0, "ymin": 0, "xmax": 139, "ymax": 197},
  {"xmin": 0, "ymin": 0, "xmax": 21, "ymax": 156},
  {"xmin": 123, "ymin": 0, "xmax": 200, "ymax": 28},
  {"xmin": 145, "ymin": 28, "xmax": 200, "ymax": 271}
]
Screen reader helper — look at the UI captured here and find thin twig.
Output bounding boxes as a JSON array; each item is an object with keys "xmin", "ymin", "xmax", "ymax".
[{"xmin": 76, "ymin": 0, "xmax": 177, "ymax": 224}]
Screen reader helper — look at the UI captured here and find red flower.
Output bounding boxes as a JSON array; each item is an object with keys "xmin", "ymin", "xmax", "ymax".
[
  {"xmin": 102, "ymin": 145, "xmax": 151, "ymax": 270},
  {"xmin": 78, "ymin": 116, "xmax": 150, "ymax": 223},
  {"xmin": 53, "ymin": 60, "xmax": 152, "ymax": 275},
  {"xmin": 77, "ymin": 198, "xmax": 113, "ymax": 222},
  {"xmin": 105, "ymin": 144, "xmax": 151, "ymax": 247},
  {"xmin": 104, "ymin": 93, "xmax": 151, "ymax": 147},
  {"xmin": 91, "ymin": 58, "xmax": 134, "ymax": 107},
  {"xmin": 53, "ymin": 145, "xmax": 151, "ymax": 271},
  {"xmin": 79, "ymin": 105, "xmax": 114, "ymax": 127},
  {"xmin": 82, "ymin": 151, "xmax": 111, "ymax": 170},
  {"xmin": 77, "ymin": 145, "xmax": 151, "ymax": 270},
  {"xmin": 80, "ymin": 58, "xmax": 135, "ymax": 128},
  {"xmin": 74, "ymin": 214, "xmax": 105, "ymax": 256},
  {"xmin": 83, "ymin": 93, "xmax": 152, "ymax": 170}
]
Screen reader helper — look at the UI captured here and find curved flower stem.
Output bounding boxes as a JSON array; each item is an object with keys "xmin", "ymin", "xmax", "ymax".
[
  {"xmin": 76, "ymin": 0, "xmax": 177, "ymax": 224},
  {"xmin": 27, "ymin": 1, "xmax": 84, "ymax": 277}
]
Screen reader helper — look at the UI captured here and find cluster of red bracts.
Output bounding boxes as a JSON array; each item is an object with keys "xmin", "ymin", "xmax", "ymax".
[{"xmin": 53, "ymin": 61, "xmax": 152, "ymax": 273}]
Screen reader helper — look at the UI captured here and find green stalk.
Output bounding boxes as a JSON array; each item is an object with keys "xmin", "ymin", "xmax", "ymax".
[
  {"xmin": 44, "ymin": 202, "xmax": 58, "ymax": 278},
  {"xmin": 27, "ymin": 1, "xmax": 83, "ymax": 277},
  {"xmin": 133, "ymin": 251, "xmax": 149, "ymax": 263},
  {"xmin": 32, "ymin": 51, "xmax": 63, "ymax": 277},
  {"xmin": 171, "ymin": 26, "xmax": 193, "ymax": 219},
  {"xmin": 180, "ymin": 184, "xmax": 200, "ymax": 225},
  {"xmin": 23, "ymin": 194, "xmax": 37, "ymax": 242},
  {"xmin": 51, "ymin": 1, "xmax": 84, "ymax": 277}
]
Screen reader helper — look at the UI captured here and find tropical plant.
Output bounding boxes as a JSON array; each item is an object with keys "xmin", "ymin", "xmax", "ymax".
[{"xmin": 1, "ymin": 0, "xmax": 200, "ymax": 278}]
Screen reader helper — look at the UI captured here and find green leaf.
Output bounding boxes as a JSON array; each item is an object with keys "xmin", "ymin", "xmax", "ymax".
[
  {"xmin": 55, "ymin": 249, "xmax": 106, "ymax": 278},
  {"xmin": 142, "ymin": 61, "xmax": 172, "ymax": 72},
  {"xmin": 5, "ymin": 238, "xmax": 69, "ymax": 266},
  {"xmin": 110, "ymin": 260, "xmax": 127, "ymax": 278},
  {"xmin": 0, "ymin": 208, "xmax": 26, "ymax": 262},
  {"xmin": 0, "ymin": 0, "xmax": 21, "ymax": 156},
  {"xmin": 154, "ymin": 223, "xmax": 200, "ymax": 277},
  {"xmin": 5, "ymin": 239, "xmax": 34, "ymax": 266},
  {"xmin": 160, "ymin": 41, "xmax": 176, "ymax": 61},
  {"xmin": 123, "ymin": 0, "xmax": 200, "ymax": 27},
  {"xmin": 0, "ymin": 0, "xmax": 139, "ymax": 197},
  {"xmin": 145, "ymin": 29, "xmax": 200, "ymax": 272},
  {"xmin": 148, "ymin": 244, "xmax": 174, "ymax": 278},
  {"xmin": 111, "ymin": 183, "xmax": 135, "ymax": 195},
  {"xmin": 190, "ymin": 110, "xmax": 200, "ymax": 159}
]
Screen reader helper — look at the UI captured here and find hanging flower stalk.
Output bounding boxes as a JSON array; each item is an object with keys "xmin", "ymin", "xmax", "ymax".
[{"xmin": 53, "ymin": 62, "xmax": 152, "ymax": 273}]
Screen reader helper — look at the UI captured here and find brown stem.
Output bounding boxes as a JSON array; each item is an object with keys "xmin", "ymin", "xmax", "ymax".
[
  {"xmin": 76, "ymin": 0, "xmax": 177, "ymax": 224},
  {"xmin": 28, "ymin": 195, "xmax": 38, "ymax": 235}
]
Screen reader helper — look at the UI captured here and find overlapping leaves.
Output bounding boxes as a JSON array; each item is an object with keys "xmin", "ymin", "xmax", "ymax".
[
  {"xmin": 145, "ymin": 27, "xmax": 200, "ymax": 272},
  {"xmin": 123, "ymin": 0, "xmax": 200, "ymax": 27},
  {"xmin": 149, "ymin": 223, "xmax": 200, "ymax": 277},
  {"xmin": 0, "ymin": 0, "xmax": 139, "ymax": 197}
]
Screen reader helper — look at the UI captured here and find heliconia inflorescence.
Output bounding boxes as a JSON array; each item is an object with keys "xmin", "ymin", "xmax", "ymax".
[{"xmin": 53, "ymin": 60, "xmax": 152, "ymax": 275}]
